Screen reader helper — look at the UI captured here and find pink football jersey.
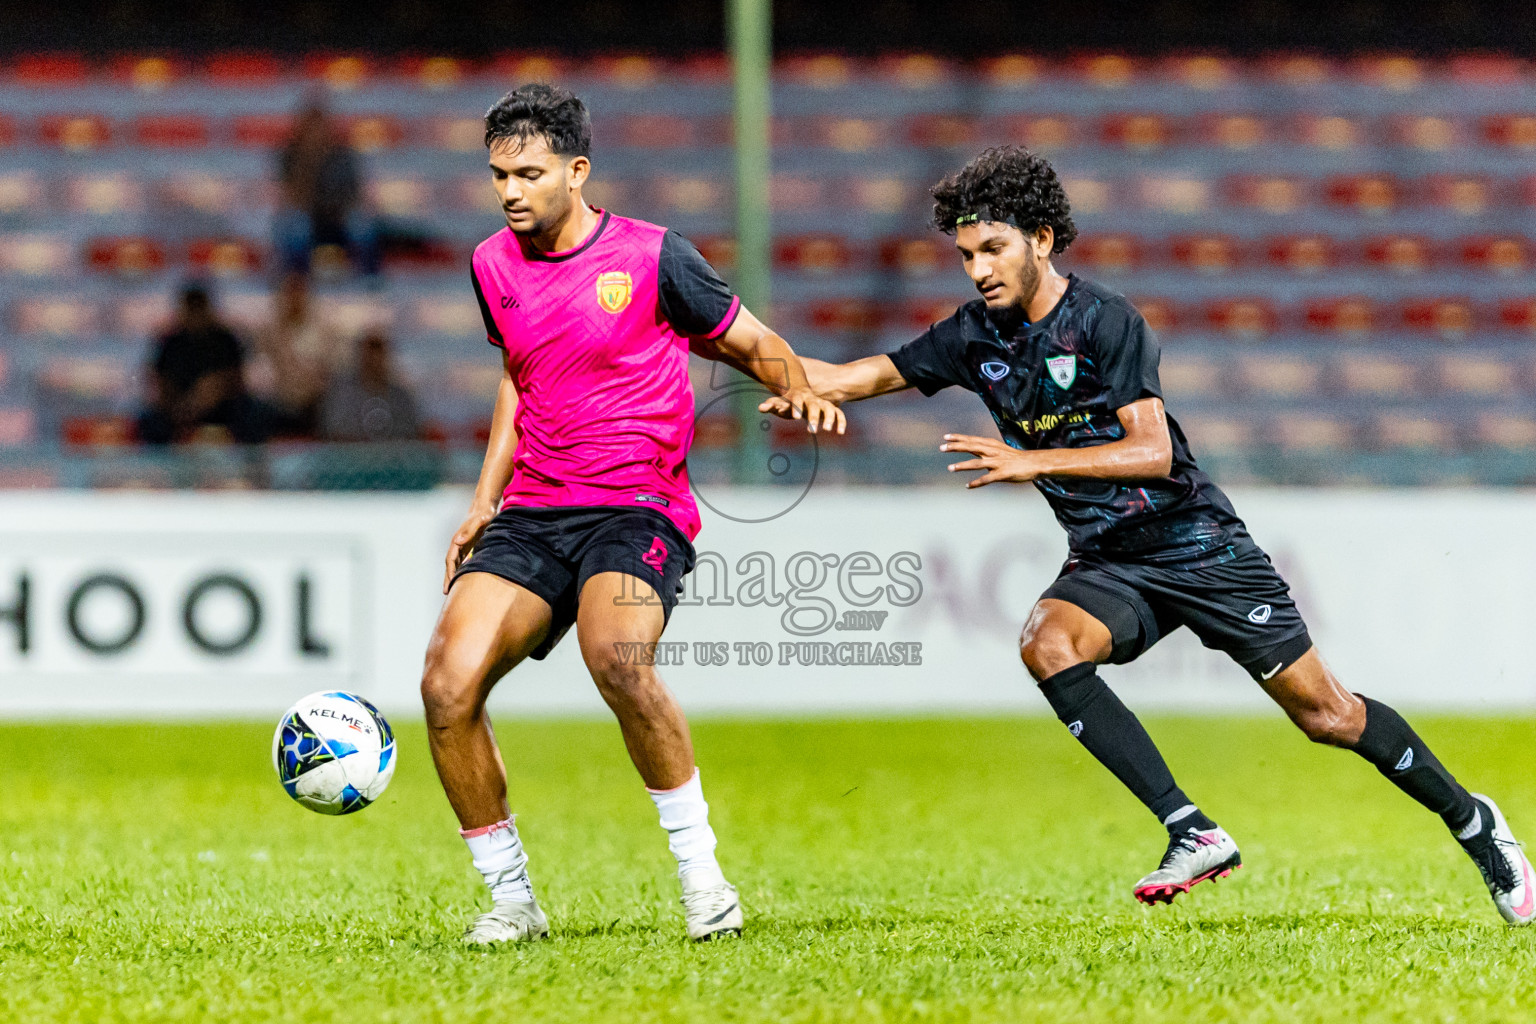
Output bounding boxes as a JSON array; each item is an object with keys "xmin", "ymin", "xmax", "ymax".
[{"xmin": 471, "ymin": 209, "xmax": 740, "ymax": 540}]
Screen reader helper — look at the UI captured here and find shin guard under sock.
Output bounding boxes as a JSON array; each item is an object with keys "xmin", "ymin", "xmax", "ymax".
[
  {"xmin": 1039, "ymin": 662, "xmax": 1206, "ymax": 826},
  {"xmin": 1351, "ymin": 696, "xmax": 1477, "ymax": 834}
]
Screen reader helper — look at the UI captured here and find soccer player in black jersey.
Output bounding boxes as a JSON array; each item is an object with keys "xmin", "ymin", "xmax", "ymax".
[{"xmin": 804, "ymin": 146, "xmax": 1532, "ymax": 922}]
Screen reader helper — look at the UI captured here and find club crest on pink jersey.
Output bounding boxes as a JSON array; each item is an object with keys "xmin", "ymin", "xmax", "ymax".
[{"xmin": 596, "ymin": 271, "xmax": 633, "ymax": 313}]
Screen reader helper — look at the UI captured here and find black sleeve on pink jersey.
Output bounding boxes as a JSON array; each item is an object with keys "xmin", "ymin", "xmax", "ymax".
[
  {"xmin": 470, "ymin": 266, "xmax": 505, "ymax": 348},
  {"xmin": 657, "ymin": 230, "xmax": 740, "ymax": 338}
]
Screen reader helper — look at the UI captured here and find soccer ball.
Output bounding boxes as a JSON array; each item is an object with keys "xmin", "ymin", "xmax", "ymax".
[{"xmin": 272, "ymin": 691, "xmax": 397, "ymax": 815}]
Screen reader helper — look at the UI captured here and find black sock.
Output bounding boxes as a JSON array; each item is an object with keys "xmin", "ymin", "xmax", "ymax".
[
  {"xmin": 1351, "ymin": 696, "xmax": 1478, "ymax": 836},
  {"xmin": 1039, "ymin": 663, "xmax": 1212, "ymax": 828}
]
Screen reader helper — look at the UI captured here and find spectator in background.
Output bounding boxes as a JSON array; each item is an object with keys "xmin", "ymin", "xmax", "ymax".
[
  {"xmin": 274, "ymin": 99, "xmax": 379, "ymax": 278},
  {"xmin": 138, "ymin": 283, "xmax": 269, "ymax": 445},
  {"xmin": 249, "ymin": 272, "xmax": 342, "ymax": 437},
  {"xmin": 319, "ymin": 330, "xmax": 424, "ymax": 442}
]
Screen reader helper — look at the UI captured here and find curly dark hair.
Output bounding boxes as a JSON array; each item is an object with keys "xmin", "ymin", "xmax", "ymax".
[
  {"xmin": 484, "ymin": 83, "xmax": 591, "ymax": 157},
  {"xmin": 930, "ymin": 146, "xmax": 1078, "ymax": 253}
]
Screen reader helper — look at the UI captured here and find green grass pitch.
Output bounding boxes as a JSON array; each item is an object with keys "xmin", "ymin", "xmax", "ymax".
[{"xmin": 0, "ymin": 715, "xmax": 1532, "ymax": 1023}]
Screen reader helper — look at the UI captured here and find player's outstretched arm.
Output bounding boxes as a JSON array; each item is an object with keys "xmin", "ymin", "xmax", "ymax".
[
  {"xmin": 696, "ymin": 307, "xmax": 846, "ymax": 435},
  {"xmin": 799, "ymin": 354, "xmax": 912, "ymax": 405},
  {"xmin": 443, "ymin": 354, "xmax": 519, "ymax": 593},
  {"xmin": 942, "ymin": 397, "xmax": 1174, "ymax": 489}
]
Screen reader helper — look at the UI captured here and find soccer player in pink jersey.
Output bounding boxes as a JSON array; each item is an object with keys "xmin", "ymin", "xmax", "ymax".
[{"xmin": 420, "ymin": 84, "xmax": 843, "ymax": 945}]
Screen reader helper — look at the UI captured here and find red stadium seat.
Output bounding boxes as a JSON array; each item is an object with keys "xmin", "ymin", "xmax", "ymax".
[
  {"xmin": 848, "ymin": 177, "xmax": 915, "ymax": 215},
  {"xmin": 1517, "ymin": 176, "xmax": 1536, "ymax": 208},
  {"xmin": 1101, "ymin": 114, "xmax": 1177, "ymax": 151},
  {"xmin": 1196, "ymin": 113, "xmax": 1270, "ymax": 151},
  {"xmin": 344, "ymin": 116, "xmax": 404, "ymax": 153},
  {"xmin": 1389, "ymin": 115, "xmax": 1459, "ymax": 151},
  {"xmin": 1305, "ymin": 297, "xmax": 1378, "ymax": 335},
  {"xmin": 421, "ymin": 116, "xmax": 483, "ymax": 153},
  {"xmin": 66, "ymin": 174, "xmax": 146, "ymax": 216},
  {"xmin": 1420, "ymin": 175, "xmax": 1497, "ymax": 216},
  {"xmin": 1475, "ymin": 414, "xmax": 1536, "ymax": 449},
  {"xmin": 875, "ymin": 54, "xmax": 960, "ymax": 90},
  {"xmin": 1072, "ymin": 54, "xmax": 1140, "ymax": 89},
  {"xmin": 395, "ymin": 56, "xmax": 467, "ymax": 91},
  {"xmin": 303, "ymin": 54, "xmax": 372, "ymax": 90},
  {"xmin": 1375, "ymin": 414, "xmax": 1455, "ymax": 452},
  {"xmin": 806, "ymin": 116, "xmax": 890, "ymax": 153},
  {"xmin": 1226, "ymin": 175, "xmax": 1308, "ymax": 214},
  {"xmin": 40, "ymin": 357, "xmax": 132, "ymax": 400},
  {"xmin": 773, "ymin": 235, "xmax": 855, "ymax": 275},
  {"xmin": 133, "ymin": 114, "xmax": 211, "ymax": 148},
  {"xmin": 1178, "ymin": 416, "xmax": 1253, "ymax": 454},
  {"xmin": 486, "ymin": 54, "xmax": 567, "ymax": 85},
  {"xmin": 993, "ymin": 114, "xmax": 1081, "ymax": 151},
  {"xmin": 1158, "ymin": 355, "xmax": 1226, "ymax": 397},
  {"xmin": 0, "ymin": 116, "xmax": 14, "ymax": 148},
  {"xmin": 591, "ymin": 55, "xmax": 664, "ymax": 89},
  {"xmin": 1171, "ymin": 234, "xmax": 1243, "ymax": 274},
  {"xmin": 158, "ymin": 173, "xmax": 250, "ymax": 215},
  {"xmin": 1481, "ymin": 115, "xmax": 1536, "ymax": 150},
  {"xmin": 1235, "ymin": 356, "xmax": 1319, "ymax": 397},
  {"xmin": 1291, "ymin": 114, "xmax": 1367, "ymax": 150},
  {"xmin": 1265, "ymin": 235, "xmax": 1340, "ymax": 274},
  {"xmin": 85, "ymin": 236, "xmax": 167, "ymax": 278},
  {"xmin": 1138, "ymin": 175, "xmax": 1212, "ymax": 214},
  {"xmin": 878, "ymin": 237, "xmax": 948, "ymax": 276},
  {"xmin": 38, "ymin": 114, "xmax": 112, "ymax": 151},
  {"xmin": 370, "ymin": 177, "xmax": 433, "ymax": 217},
  {"xmin": 978, "ymin": 55, "xmax": 1043, "ymax": 89},
  {"xmin": 232, "ymin": 115, "xmax": 292, "ymax": 148},
  {"xmin": 1432, "ymin": 356, "xmax": 1517, "ymax": 397},
  {"xmin": 693, "ymin": 237, "xmax": 736, "ymax": 273},
  {"xmin": 777, "ymin": 54, "xmax": 860, "ymax": 89},
  {"xmin": 1349, "ymin": 55, "xmax": 1424, "ymax": 91},
  {"xmin": 900, "ymin": 299, "xmax": 966, "ymax": 332},
  {"xmin": 674, "ymin": 55, "xmax": 729, "ymax": 83},
  {"xmin": 1498, "ymin": 298, "xmax": 1536, "ymax": 334},
  {"xmin": 0, "ymin": 235, "xmax": 73, "ymax": 276},
  {"xmin": 13, "ymin": 53, "xmax": 90, "ymax": 86},
  {"xmin": 1460, "ymin": 236, "xmax": 1528, "ymax": 275},
  {"xmin": 1203, "ymin": 299, "xmax": 1278, "ymax": 338},
  {"xmin": 0, "ymin": 173, "xmax": 42, "ymax": 216},
  {"xmin": 1401, "ymin": 298, "xmax": 1477, "ymax": 339},
  {"xmin": 654, "ymin": 176, "xmax": 724, "ymax": 215},
  {"xmin": 61, "ymin": 415, "xmax": 132, "ymax": 447},
  {"xmin": 11, "ymin": 297, "xmax": 98, "ymax": 337},
  {"xmin": 1325, "ymin": 175, "xmax": 1400, "ymax": 215},
  {"xmin": 110, "ymin": 55, "xmax": 183, "ymax": 91},
  {"xmin": 906, "ymin": 114, "xmax": 979, "ymax": 148},
  {"xmin": 1270, "ymin": 414, "xmax": 1350, "ymax": 452},
  {"xmin": 807, "ymin": 299, "xmax": 883, "ymax": 334},
  {"xmin": 769, "ymin": 175, "xmax": 824, "ymax": 212},
  {"xmin": 1448, "ymin": 55, "xmax": 1525, "ymax": 86},
  {"xmin": 1259, "ymin": 54, "xmax": 1336, "ymax": 87},
  {"xmin": 1337, "ymin": 356, "xmax": 1418, "ymax": 397},
  {"xmin": 1067, "ymin": 234, "xmax": 1144, "ymax": 273},
  {"xmin": 1159, "ymin": 55, "xmax": 1241, "ymax": 90},
  {"xmin": 1362, "ymin": 235, "xmax": 1432, "ymax": 274},
  {"xmin": 0, "ymin": 406, "xmax": 34, "ymax": 446},
  {"xmin": 186, "ymin": 238, "xmax": 264, "ymax": 278},
  {"xmin": 204, "ymin": 52, "xmax": 286, "ymax": 85},
  {"xmin": 1129, "ymin": 297, "xmax": 1178, "ymax": 333},
  {"xmin": 613, "ymin": 114, "xmax": 718, "ymax": 149}
]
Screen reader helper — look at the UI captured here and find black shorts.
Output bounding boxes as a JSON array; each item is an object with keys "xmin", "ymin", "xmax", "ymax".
[
  {"xmin": 1041, "ymin": 547, "xmax": 1313, "ymax": 682},
  {"xmin": 453, "ymin": 506, "xmax": 696, "ymax": 660}
]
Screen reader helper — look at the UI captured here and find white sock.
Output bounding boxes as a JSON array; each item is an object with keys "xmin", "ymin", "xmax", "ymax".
[
  {"xmin": 460, "ymin": 817, "xmax": 535, "ymax": 903},
  {"xmin": 648, "ymin": 768, "xmax": 723, "ymax": 884},
  {"xmin": 1457, "ymin": 807, "xmax": 1484, "ymax": 842}
]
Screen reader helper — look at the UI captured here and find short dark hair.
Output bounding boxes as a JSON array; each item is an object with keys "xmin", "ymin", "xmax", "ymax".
[
  {"xmin": 930, "ymin": 146, "xmax": 1078, "ymax": 254},
  {"xmin": 484, "ymin": 83, "xmax": 591, "ymax": 157}
]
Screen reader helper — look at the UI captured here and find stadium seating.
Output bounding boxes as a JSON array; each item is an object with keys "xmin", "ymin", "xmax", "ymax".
[{"xmin": 3, "ymin": 53, "xmax": 1536, "ymax": 481}]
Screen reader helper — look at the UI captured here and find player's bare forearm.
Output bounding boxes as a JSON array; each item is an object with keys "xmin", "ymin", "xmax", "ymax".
[
  {"xmin": 801, "ymin": 355, "xmax": 911, "ymax": 404},
  {"xmin": 703, "ymin": 307, "xmax": 845, "ymax": 434},
  {"xmin": 444, "ymin": 363, "xmax": 519, "ymax": 593},
  {"xmin": 941, "ymin": 397, "xmax": 1174, "ymax": 489}
]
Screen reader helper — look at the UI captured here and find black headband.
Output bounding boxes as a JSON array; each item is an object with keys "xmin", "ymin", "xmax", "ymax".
[{"xmin": 953, "ymin": 207, "xmax": 1028, "ymax": 231}]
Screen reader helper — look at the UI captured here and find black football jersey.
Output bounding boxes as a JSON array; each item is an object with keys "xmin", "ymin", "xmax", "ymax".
[{"xmin": 889, "ymin": 274, "xmax": 1254, "ymax": 567}]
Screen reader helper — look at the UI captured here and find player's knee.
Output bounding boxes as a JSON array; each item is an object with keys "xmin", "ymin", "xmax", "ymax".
[
  {"xmin": 419, "ymin": 650, "xmax": 483, "ymax": 729},
  {"xmin": 1294, "ymin": 703, "xmax": 1355, "ymax": 747},
  {"xmin": 583, "ymin": 639, "xmax": 656, "ymax": 703},
  {"xmin": 1019, "ymin": 628, "xmax": 1089, "ymax": 682}
]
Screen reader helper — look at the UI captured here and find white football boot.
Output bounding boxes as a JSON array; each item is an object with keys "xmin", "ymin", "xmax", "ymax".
[
  {"xmin": 680, "ymin": 868, "xmax": 743, "ymax": 941},
  {"xmin": 1134, "ymin": 826, "xmax": 1242, "ymax": 905},
  {"xmin": 1465, "ymin": 795, "xmax": 1534, "ymax": 926},
  {"xmin": 464, "ymin": 899, "xmax": 550, "ymax": 944}
]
